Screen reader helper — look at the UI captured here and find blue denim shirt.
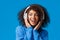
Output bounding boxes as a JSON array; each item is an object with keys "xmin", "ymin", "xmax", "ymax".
[{"xmin": 16, "ymin": 25, "xmax": 48, "ymax": 40}]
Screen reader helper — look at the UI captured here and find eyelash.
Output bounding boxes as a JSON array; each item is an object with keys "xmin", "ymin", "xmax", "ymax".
[{"xmin": 29, "ymin": 13, "xmax": 38, "ymax": 16}]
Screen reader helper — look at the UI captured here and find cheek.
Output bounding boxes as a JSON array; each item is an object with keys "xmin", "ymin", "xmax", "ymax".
[
  {"xmin": 28, "ymin": 16, "xmax": 31, "ymax": 21},
  {"xmin": 28, "ymin": 16, "xmax": 39, "ymax": 22},
  {"xmin": 35, "ymin": 17, "xmax": 39, "ymax": 21}
]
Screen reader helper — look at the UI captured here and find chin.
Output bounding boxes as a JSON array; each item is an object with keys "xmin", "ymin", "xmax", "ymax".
[
  {"xmin": 31, "ymin": 25, "xmax": 35, "ymax": 26},
  {"xmin": 31, "ymin": 23, "xmax": 36, "ymax": 26}
]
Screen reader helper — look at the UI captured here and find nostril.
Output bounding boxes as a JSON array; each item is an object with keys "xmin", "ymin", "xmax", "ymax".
[{"xmin": 32, "ymin": 17, "xmax": 35, "ymax": 19}]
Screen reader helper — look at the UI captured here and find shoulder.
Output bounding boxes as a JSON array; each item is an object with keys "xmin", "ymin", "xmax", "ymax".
[
  {"xmin": 40, "ymin": 29, "xmax": 48, "ymax": 37},
  {"xmin": 16, "ymin": 25, "xmax": 26, "ymax": 32},
  {"xmin": 16, "ymin": 25, "xmax": 26, "ymax": 29},
  {"xmin": 16, "ymin": 25, "xmax": 26, "ymax": 37},
  {"xmin": 42, "ymin": 29, "xmax": 48, "ymax": 34}
]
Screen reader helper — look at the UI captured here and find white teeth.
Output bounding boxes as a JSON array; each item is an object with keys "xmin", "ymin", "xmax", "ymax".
[
  {"xmin": 32, "ymin": 21, "xmax": 34, "ymax": 22},
  {"xmin": 31, "ymin": 20, "xmax": 35, "ymax": 22}
]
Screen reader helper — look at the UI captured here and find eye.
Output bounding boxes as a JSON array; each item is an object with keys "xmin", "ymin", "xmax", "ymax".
[
  {"xmin": 35, "ymin": 13, "xmax": 38, "ymax": 16},
  {"xmin": 29, "ymin": 13, "xmax": 32, "ymax": 16}
]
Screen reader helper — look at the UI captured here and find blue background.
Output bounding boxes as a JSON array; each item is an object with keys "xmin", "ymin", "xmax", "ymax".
[{"xmin": 0, "ymin": 0, "xmax": 60, "ymax": 40}]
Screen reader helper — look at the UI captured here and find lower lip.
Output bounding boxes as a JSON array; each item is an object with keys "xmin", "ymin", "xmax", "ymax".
[{"xmin": 31, "ymin": 21, "xmax": 36, "ymax": 24}]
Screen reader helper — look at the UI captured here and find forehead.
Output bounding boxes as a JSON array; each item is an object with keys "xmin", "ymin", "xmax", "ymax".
[
  {"xmin": 26, "ymin": 8, "xmax": 40, "ymax": 15},
  {"xmin": 29, "ymin": 10, "xmax": 37, "ymax": 13},
  {"xmin": 29, "ymin": 10, "xmax": 37, "ymax": 14}
]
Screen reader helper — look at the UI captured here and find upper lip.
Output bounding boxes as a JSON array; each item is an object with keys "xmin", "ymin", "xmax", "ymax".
[{"xmin": 31, "ymin": 19, "xmax": 35, "ymax": 22}]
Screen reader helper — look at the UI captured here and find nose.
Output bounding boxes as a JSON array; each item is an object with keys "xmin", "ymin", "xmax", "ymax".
[{"xmin": 32, "ymin": 15, "xmax": 35, "ymax": 19}]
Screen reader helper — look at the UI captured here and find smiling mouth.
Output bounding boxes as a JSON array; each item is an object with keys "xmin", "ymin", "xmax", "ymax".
[{"xmin": 30, "ymin": 19, "xmax": 36, "ymax": 23}]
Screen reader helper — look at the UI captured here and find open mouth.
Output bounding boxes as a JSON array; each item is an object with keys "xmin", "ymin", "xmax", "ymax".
[{"xmin": 30, "ymin": 19, "xmax": 36, "ymax": 23}]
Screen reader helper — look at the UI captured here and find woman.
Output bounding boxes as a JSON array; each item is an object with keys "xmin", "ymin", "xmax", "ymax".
[{"xmin": 16, "ymin": 4, "xmax": 50, "ymax": 40}]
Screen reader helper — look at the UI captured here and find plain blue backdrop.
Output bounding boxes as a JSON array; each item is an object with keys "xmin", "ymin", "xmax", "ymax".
[{"xmin": 0, "ymin": 0, "xmax": 60, "ymax": 40}]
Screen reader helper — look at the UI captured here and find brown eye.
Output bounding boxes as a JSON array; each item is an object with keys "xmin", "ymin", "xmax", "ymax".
[
  {"xmin": 35, "ymin": 13, "xmax": 38, "ymax": 16},
  {"xmin": 29, "ymin": 13, "xmax": 32, "ymax": 16}
]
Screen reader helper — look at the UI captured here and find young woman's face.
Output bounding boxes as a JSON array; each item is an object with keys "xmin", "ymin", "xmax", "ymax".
[{"xmin": 28, "ymin": 10, "xmax": 39, "ymax": 26}]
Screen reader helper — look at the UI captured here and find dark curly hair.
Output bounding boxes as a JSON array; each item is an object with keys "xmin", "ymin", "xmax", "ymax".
[{"xmin": 18, "ymin": 4, "xmax": 50, "ymax": 28}]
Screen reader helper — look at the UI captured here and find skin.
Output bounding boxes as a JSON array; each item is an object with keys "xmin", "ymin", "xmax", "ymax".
[
  {"xmin": 24, "ymin": 9, "xmax": 43, "ymax": 30},
  {"xmin": 28, "ymin": 10, "xmax": 39, "ymax": 26}
]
